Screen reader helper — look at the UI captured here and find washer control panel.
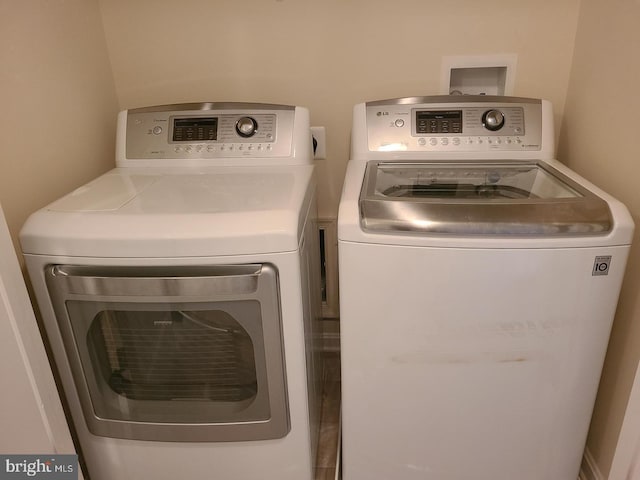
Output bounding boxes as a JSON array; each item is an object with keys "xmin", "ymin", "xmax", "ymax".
[
  {"xmin": 365, "ymin": 96, "xmax": 543, "ymax": 152},
  {"xmin": 125, "ymin": 103, "xmax": 295, "ymax": 159}
]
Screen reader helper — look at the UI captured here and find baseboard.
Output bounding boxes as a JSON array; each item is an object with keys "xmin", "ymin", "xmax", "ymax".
[{"xmin": 581, "ymin": 448, "xmax": 605, "ymax": 480}]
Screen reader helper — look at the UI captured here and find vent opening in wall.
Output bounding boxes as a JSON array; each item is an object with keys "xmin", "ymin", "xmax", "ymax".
[
  {"xmin": 318, "ymin": 219, "xmax": 339, "ymax": 320},
  {"xmin": 319, "ymin": 228, "xmax": 327, "ymax": 303},
  {"xmin": 318, "ymin": 219, "xmax": 340, "ymax": 353}
]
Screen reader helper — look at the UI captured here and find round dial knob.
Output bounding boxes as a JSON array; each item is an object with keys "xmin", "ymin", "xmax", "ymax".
[
  {"xmin": 235, "ymin": 117, "xmax": 258, "ymax": 138},
  {"xmin": 482, "ymin": 109, "xmax": 505, "ymax": 131}
]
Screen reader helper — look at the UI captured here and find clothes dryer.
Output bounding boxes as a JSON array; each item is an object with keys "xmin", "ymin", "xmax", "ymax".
[
  {"xmin": 21, "ymin": 103, "xmax": 323, "ymax": 480},
  {"xmin": 338, "ymin": 96, "xmax": 634, "ymax": 480}
]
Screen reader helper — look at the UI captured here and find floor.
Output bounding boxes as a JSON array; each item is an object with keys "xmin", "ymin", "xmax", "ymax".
[{"xmin": 315, "ymin": 352, "xmax": 341, "ymax": 480}]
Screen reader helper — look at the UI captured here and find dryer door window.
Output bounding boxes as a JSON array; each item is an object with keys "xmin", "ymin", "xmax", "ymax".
[{"xmin": 45, "ymin": 264, "xmax": 289, "ymax": 442}]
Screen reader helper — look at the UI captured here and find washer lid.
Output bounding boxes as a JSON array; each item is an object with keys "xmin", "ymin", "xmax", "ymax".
[{"xmin": 360, "ymin": 161, "xmax": 612, "ymax": 236}]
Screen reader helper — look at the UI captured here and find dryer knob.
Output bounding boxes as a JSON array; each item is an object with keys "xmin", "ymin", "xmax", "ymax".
[
  {"xmin": 236, "ymin": 117, "xmax": 258, "ymax": 138},
  {"xmin": 482, "ymin": 110, "xmax": 505, "ymax": 131}
]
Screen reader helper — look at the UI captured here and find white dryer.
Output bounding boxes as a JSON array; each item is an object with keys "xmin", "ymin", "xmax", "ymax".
[
  {"xmin": 21, "ymin": 103, "xmax": 323, "ymax": 480},
  {"xmin": 338, "ymin": 96, "xmax": 634, "ymax": 480}
]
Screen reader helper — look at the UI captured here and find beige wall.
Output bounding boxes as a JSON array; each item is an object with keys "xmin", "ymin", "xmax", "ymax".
[
  {"xmin": 558, "ymin": 1, "xmax": 640, "ymax": 477},
  {"xmin": 98, "ymin": 0, "xmax": 581, "ymax": 218},
  {"xmin": 0, "ymin": 0, "xmax": 119, "ymax": 252}
]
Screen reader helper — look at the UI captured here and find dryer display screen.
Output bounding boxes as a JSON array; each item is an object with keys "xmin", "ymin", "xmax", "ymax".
[
  {"xmin": 173, "ymin": 118, "xmax": 218, "ymax": 142},
  {"xmin": 416, "ymin": 110, "xmax": 462, "ymax": 134}
]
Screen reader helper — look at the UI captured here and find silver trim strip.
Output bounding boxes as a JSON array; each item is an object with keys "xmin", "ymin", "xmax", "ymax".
[
  {"xmin": 365, "ymin": 95, "xmax": 542, "ymax": 107},
  {"xmin": 129, "ymin": 102, "xmax": 295, "ymax": 114},
  {"xmin": 49, "ymin": 264, "xmax": 261, "ymax": 297}
]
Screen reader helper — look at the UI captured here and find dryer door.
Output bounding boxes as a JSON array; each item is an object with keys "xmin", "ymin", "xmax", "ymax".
[{"xmin": 45, "ymin": 264, "xmax": 289, "ymax": 442}]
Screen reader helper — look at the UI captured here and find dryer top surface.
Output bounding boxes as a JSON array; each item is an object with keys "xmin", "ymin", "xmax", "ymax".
[{"xmin": 20, "ymin": 165, "xmax": 315, "ymax": 258}]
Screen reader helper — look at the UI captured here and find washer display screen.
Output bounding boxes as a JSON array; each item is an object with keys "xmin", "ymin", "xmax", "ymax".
[
  {"xmin": 173, "ymin": 118, "xmax": 218, "ymax": 142},
  {"xmin": 416, "ymin": 110, "xmax": 462, "ymax": 134}
]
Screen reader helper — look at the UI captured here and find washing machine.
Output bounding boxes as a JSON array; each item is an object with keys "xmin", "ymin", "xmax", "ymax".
[
  {"xmin": 338, "ymin": 96, "xmax": 634, "ymax": 480},
  {"xmin": 20, "ymin": 103, "xmax": 323, "ymax": 480}
]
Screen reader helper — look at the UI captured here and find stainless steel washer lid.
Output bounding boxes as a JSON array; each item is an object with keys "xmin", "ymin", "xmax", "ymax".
[{"xmin": 360, "ymin": 160, "xmax": 613, "ymax": 236}]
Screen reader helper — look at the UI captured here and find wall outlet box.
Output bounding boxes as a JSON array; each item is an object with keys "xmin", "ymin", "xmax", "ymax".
[
  {"xmin": 441, "ymin": 54, "xmax": 517, "ymax": 96},
  {"xmin": 311, "ymin": 126, "xmax": 326, "ymax": 160}
]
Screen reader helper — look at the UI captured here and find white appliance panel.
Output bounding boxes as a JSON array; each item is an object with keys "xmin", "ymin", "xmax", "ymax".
[
  {"xmin": 339, "ymin": 241, "xmax": 629, "ymax": 480},
  {"xmin": 20, "ymin": 166, "xmax": 315, "ymax": 257}
]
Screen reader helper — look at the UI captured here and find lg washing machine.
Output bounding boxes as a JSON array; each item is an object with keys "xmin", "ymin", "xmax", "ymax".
[{"xmin": 338, "ymin": 96, "xmax": 634, "ymax": 480}]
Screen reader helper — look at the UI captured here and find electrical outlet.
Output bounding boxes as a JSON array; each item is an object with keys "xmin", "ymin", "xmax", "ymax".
[{"xmin": 311, "ymin": 126, "xmax": 326, "ymax": 160}]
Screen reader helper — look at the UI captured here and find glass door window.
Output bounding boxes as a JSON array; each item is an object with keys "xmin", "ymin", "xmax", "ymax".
[
  {"xmin": 360, "ymin": 161, "xmax": 612, "ymax": 235},
  {"xmin": 46, "ymin": 264, "xmax": 289, "ymax": 442}
]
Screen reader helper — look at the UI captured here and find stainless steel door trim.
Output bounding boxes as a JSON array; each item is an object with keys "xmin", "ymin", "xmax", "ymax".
[
  {"xmin": 47, "ymin": 264, "xmax": 262, "ymax": 297},
  {"xmin": 45, "ymin": 263, "xmax": 290, "ymax": 442},
  {"xmin": 360, "ymin": 160, "xmax": 613, "ymax": 235}
]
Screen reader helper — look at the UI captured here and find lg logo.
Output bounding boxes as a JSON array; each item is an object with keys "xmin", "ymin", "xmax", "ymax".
[{"xmin": 592, "ymin": 256, "xmax": 612, "ymax": 276}]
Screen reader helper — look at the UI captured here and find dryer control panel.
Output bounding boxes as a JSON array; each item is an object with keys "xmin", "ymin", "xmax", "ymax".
[
  {"xmin": 364, "ymin": 96, "xmax": 544, "ymax": 153},
  {"xmin": 123, "ymin": 103, "xmax": 297, "ymax": 160}
]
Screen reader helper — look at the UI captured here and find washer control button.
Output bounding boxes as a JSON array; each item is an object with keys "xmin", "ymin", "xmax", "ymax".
[
  {"xmin": 395, "ymin": 119, "xmax": 405, "ymax": 128},
  {"xmin": 482, "ymin": 109, "xmax": 505, "ymax": 131},
  {"xmin": 236, "ymin": 117, "xmax": 258, "ymax": 138},
  {"xmin": 152, "ymin": 126, "xmax": 163, "ymax": 135},
  {"xmin": 429, "ymin": 138, "xmax": 438, "ymax": 146}
]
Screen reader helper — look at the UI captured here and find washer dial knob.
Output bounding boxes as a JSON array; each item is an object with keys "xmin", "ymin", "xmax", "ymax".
[
  {"xmin": 235, "ymin": 117, "xmax": 258, "ymax": 138},
  {"xmin": 482, "ymin": 109, "xmax": 505, "ymax": 131}
]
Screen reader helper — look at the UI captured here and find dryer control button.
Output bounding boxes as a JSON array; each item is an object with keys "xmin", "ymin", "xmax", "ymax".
[{"xmin": 429, "ymin": 138, "xmax": 438, "ymax": 146}]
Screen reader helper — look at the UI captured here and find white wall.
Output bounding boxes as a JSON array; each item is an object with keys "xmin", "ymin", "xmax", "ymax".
[
  {"xmin": 98, "ymin": 0, "xmax": 581, "ymax": 218},
  {"xmin": 557, "ymin": 1, "xmax": 640, "ymax": 478}
]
